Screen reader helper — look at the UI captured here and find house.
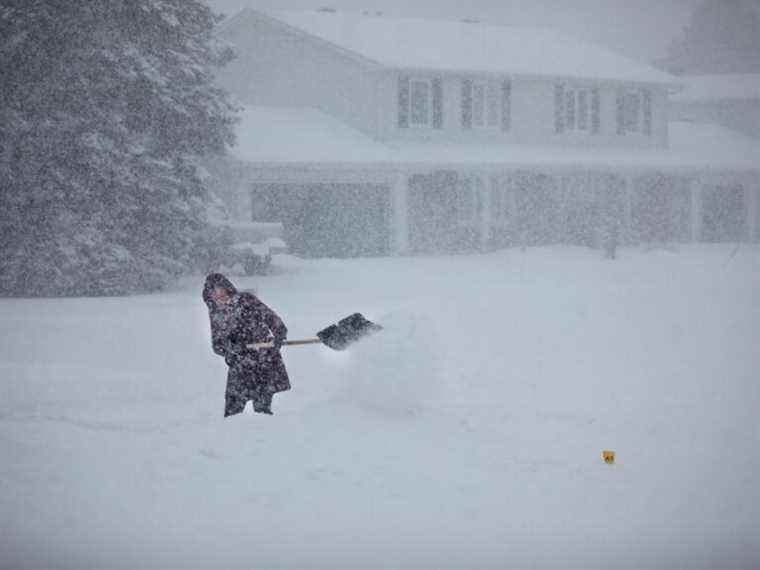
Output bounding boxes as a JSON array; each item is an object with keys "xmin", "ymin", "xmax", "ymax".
[
  {"xmin": 669, "ymin": 74, "xmax": 760, "ymax": 139},
  {"xmin": 210, "ymin": 8, "xmax": 760, "ymax": 257}
]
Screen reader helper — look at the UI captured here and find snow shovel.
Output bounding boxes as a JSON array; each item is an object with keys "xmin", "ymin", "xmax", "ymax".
[{"xmin": 248, "ymin": 313, "xmax": 382, "ymax": 351}]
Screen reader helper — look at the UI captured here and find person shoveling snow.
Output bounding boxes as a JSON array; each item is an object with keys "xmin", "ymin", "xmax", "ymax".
[
  {"xmin": 203, "ymin": 273, "xmax": 290, "ymax": 416},
  {"xmin": 202, "ymin": 273, "xmax": 382, "ymax": 417}
]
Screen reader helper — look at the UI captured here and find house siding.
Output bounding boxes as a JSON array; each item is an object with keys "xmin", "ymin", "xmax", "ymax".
[{"xmin": 216, "ymin": 11, "xmax": 384, "ymax": 137}]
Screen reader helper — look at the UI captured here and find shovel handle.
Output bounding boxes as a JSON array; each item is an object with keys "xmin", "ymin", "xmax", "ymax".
[{"xmin": 248, "ymin": 338, "xmax": 322, "ymax": 350}]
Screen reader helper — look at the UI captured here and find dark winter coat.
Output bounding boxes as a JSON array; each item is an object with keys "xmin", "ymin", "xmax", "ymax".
[{"xmin": 203, "ymin": 274, "xmax": 290, "ymax": 415}]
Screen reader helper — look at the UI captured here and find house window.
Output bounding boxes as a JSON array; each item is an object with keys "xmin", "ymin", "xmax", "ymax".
[
  {"xmin": 399, "ymin": 76, "xmax": 443, "ymax": 129},
  {"xmin": 616, "ymin": 88, "xmax": 651, "ymax": 135},
  {"xmin": 470, "ymin": 80, "xmax": 500, "ymax": 128},
  {"xmin": 463, "ymin": 78, "xmax": 510, "ymax": 131},
  {"xmin": 409, "ymin": 78, "xmax": 432, "ymax": 126},
  {"xmin": 564, "ymin": 87, "xmax": 593, "ymax": 132},
  {"xmin": 556, "ymin": 84, "xmax": 600, "ymax": 134},
  {"xmin": 623, "ymin": 90, "xmax": 641, "ymax": 132}
]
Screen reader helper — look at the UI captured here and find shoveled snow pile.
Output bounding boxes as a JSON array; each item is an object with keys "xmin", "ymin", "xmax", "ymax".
[{"xmin": 336, "ymin": 311, "xmax": 442, "ymax": 416}]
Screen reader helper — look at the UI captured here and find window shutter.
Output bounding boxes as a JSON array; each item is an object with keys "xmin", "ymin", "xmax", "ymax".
[
  {"xmin": 577, "ymin": 90, "xmax": 588, "ymax": 130},
  {"xmin": 461, "ymin": 79, "xmax": 473, "ymax": 130},
  {"xmin": 642, "ymin": 89, "xmax": 652, "ymax": 136},
  {"xmin": 501, "ymin": 79, "xmax": 511, "ymax": 131},
  {"xmin": 554, "ymin": 84, "xmax": 564, "ymax": 133},
  {"xmin": 591, "ymin": 88, "xmax": 600, "ymax": 134},
  {"xmin": 432, "ymin": 78, "xmax": 443, "ymax": 129},
  {"xmin": 398, "ymin": 76, "xmax": 410, "ymax": 128},
  {"xmin": 565, "ymin": 90, "xmax": 576, "ymax": 130},
  {"xmin": 616, "ymin": 89, "xmax": 625, "ymax": 135}
]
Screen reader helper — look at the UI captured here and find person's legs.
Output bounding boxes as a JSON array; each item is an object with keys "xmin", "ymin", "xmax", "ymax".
[
  {"xmin": 224, "ymin": 371, "xmax": 249, "ymax": 417},
  {"xmin": 224, "ymin": 394, "xmax": 247, "ymax": 417},
  {"xmin": 252, "ymin": 387, "xmax": 273, "ymax": 415}
]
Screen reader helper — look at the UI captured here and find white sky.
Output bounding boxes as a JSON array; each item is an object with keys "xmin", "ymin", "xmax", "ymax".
[{"xmin": 203, "ymin": 0, "xmax": 699, "ymax": 63}]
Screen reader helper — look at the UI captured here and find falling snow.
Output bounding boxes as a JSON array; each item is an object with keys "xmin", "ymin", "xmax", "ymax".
[{"xmin": 1, "ymin": 1, "xmax": 759, "ymax": 568}]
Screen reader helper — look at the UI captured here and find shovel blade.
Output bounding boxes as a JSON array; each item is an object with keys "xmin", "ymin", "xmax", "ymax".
[{"xmin": 316, "ymin": 313, "xmax": 382, "ymax": 350}]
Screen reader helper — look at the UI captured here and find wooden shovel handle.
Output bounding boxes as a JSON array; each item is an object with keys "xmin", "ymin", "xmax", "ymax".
[
  {"xmin": 247, "ymin": 338, "xmax": 321, "ymax": 350},
  {"xmin": 282, "ymin": 338, "xmax": 322, "ymax": 347}
]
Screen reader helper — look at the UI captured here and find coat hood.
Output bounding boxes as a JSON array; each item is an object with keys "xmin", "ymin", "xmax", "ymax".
[{"xmin": 202, "ymin": 273, "xmax": 238, "ymax": 309}]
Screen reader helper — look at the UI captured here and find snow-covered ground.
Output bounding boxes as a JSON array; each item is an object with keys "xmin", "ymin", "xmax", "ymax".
[{"xmin": 1, "ymin": 245, "xmax": 759, "ymax": 569}]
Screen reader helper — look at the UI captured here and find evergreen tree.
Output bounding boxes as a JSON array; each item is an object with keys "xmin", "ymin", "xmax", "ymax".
[
  {"xmin": 0, "ymin": 0, "xmax": 238, "ymax": 296},
  {"xmin": 658, "ymin": 0, "xmax": 760, "ymax": 74}
]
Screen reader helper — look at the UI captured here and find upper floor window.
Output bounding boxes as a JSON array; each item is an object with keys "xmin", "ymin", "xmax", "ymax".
[
  {"xmin": 616, "ymin": 88, "xmax": 652, "ymax": 136},
  {"xmin": 555, "ymin": 84, "xmax": 599, "ymax": 134},
  {"xmin": 472, "ymin": 80, "xmax": 500, "ymax": 128},
  {"xmin": 565, "ymin": 87, "xmax": 592, "ymax": 132},
  {"xmin": 623, "ymin": 90, "xmax": 641, "ymax": 132},
  {"xmin": 462, "ymin": 78, "xmax": 511, "ymax": 131},
  {"xmin": 398, "ymin": 76, "xmax": 443, "ymax": 129},
  {"xmin": 410, "ymin": 79, "xmax": 431, "ymax": 126}
]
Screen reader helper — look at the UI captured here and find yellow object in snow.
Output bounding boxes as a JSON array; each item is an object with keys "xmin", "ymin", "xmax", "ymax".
[{"xmin": 602, "ymin": 450, "xmax": 615, "ymax": 464}]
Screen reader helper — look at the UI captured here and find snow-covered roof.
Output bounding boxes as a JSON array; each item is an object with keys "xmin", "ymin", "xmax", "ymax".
[
  {"xmin": 232, "ymin": 8, "xmax": 679, "ymax": 87},
  {"xmin": 670, "ymin": 74, "xmax": 760, "ymax": 102},
  {"xmin": 230, "ymin": 106, "xmax": 760, "ymax": 172},
  {"xmin": 232, "ymin": 106, "xmax": 391, "ymax": 163}
]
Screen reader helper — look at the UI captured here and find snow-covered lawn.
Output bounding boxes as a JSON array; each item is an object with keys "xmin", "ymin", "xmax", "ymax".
[{"xmin": 2, "ymin": 245, "xmax": 759, "ymax": 569}]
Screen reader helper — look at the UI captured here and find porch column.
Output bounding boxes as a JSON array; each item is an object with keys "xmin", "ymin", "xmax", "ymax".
[
  {"xmin": 479, "ymin": 173, "xmax": 493, "ymax": 251},
  {"xmin": 590, "ymin": 172, "xmax": 601, "ymax": 249},
  {"xmin": 505, "ymin": 174, "xmax": 520, "ymax": 248},
  {"xmin": 690, "ymin": 176, "xmax": 703, "ymax": 242},
  {"xmin": 747, "ymin": 176, "xmax": 759, "ymax": 243},
  {"xmin": 558, "ymin": 174, "xmax": 568, "ymax": 243},
  {"xmin": 391, "ymin": 171, "xmax": 409, "ymax": 255},
  {"xmin": 623, "ymin": 174, "xmax": 634, "ymax": 243}
]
